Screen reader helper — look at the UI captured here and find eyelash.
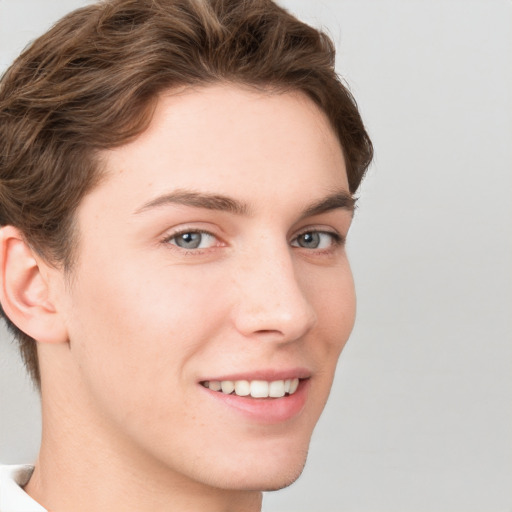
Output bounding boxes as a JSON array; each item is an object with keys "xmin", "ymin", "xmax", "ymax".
[{"xmin": 161, "ymin": 228, "xmax": 345, "ymax": 254}]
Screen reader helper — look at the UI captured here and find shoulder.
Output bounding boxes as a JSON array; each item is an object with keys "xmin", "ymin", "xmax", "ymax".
[{"xmin": 0, "ymin": 465, "xmax": 46, "ymax": 511}]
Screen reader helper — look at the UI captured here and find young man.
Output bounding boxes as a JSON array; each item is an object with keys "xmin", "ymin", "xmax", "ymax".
[{"xmin": 0, "ymin": 0, "xmax": 372, "ymax": 510}]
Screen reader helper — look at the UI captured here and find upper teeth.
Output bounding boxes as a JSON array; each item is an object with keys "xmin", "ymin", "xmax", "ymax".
[{"xmin": 203, "ymin": 378, "xmax": 300, "ymax": 398}]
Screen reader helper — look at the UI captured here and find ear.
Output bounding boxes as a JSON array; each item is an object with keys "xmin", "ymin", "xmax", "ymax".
[{"xmin": 0, "ymin": 226, "xmax": 68, "ymax": 345}]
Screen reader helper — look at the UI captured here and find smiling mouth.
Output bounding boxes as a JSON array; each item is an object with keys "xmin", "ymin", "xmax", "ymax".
[{"xmin": 201, "ymin": 378, "xmax": 301, "ymax": 398}]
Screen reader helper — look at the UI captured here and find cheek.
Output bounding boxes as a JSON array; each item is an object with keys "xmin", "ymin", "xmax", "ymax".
[
  {"xmin": 64, "ymin": 259, "xmax": 223, "ymax": 394},
  {"xmin": 307, "ymin": 261, "xmax": 356, "ymax": 351},
  {"xmin": 328, "ymin": 270, "xmax": 356, "ymax": 340},
  {"xmin": 306, "ymin": 264, "xmax": 355, "ymax": 412},
  {"xmin": 62, "ymin": 263, "xmax": 231, "ymax": 448}
]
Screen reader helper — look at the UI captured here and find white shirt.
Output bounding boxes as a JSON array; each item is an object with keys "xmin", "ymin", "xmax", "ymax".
[{"xmin": 0, "ymin": 465, "xmax": 46, "ymax": 512}]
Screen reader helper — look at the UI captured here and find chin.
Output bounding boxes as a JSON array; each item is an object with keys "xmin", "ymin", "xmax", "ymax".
[
  {"xmin": 206, "ymin": 445, "xmax": 310, "ymax": 492},
  {"xmin": 260, "ymin": 460, "xmax": 308, "ymax": 492}
]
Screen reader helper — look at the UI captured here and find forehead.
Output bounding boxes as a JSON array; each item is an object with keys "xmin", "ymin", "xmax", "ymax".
[{"xmin": 88, "ymin": 85, "xmax": 348, "ymax": 216}]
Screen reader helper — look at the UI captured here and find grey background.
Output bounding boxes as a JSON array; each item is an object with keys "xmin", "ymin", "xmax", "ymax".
[{"xmin": 1, "ymin": 1, "xmax": 511, "ymax": 511}]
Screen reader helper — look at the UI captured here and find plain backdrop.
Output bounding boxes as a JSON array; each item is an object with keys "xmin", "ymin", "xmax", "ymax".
[{"xmin": 0, "ymin": 1, "xmax": 511, "ymax": 511}]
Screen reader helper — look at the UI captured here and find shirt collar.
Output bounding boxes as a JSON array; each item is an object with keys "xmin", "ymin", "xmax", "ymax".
[{"xmin": 0, "ymin": 465, "xmax": 47, "ymax": 512}]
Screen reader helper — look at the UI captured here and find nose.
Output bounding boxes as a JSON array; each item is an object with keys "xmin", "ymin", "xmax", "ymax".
[{"xmin": 231, "ymin": 244, "xmax": 317, "ymax": 343}]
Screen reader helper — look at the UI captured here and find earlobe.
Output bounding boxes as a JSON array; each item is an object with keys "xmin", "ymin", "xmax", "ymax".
[{"xmin": 0, "ymin": 226, "xmax": 68, "ymax": 344}]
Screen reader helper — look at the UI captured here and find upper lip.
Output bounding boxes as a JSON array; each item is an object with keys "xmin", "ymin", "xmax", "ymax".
[{"xmin": 199, "ymin": 367, "xmax": 312, "ymax": 383}]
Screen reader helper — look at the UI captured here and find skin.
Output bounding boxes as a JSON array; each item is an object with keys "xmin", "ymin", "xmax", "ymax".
[{"xmin": 21, "ymin": 85, "xmax": 356, "ymax": 512}]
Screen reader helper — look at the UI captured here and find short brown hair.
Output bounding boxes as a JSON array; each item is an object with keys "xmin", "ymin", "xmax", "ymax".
[{"xmin": 0, "ymin": 0, "xmax": 373, "ymax": 386}]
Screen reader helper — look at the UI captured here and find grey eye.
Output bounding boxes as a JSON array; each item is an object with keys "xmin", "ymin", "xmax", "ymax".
[
  {"xmin": 166, "ymin": 230, "xmax": 218, "ymax": 251},
  {"xmin": 168, "ymin": 231, "xmax": 218, "ymax": 250},
  {"xmin": 295, "ymin": 232, "xmax": 321, "ymax": 249},
  {"xmin": 173, "ymin": 232, "xmax": 204, "ymax": 249},
  {"xmin": 291, "ymin": 231, "xmax": 340, "ymax": 250}
]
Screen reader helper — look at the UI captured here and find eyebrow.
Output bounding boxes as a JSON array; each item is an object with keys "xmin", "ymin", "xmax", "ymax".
[
  {"xmin": 135, "ymin": 190, "xmax": 249, "ymax": 216},
  {"xmin": 300, "ymin": 191, "xmax": 357, "ymax": 219},
  {"xmin": 134, "ymin": 189, "xmax": 356, "ymax": 217}
]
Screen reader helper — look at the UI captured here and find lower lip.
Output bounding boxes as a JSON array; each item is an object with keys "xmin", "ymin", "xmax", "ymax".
[{"xmin": 201, "ymin": 379, "xmax": 310, "ymax": 424}]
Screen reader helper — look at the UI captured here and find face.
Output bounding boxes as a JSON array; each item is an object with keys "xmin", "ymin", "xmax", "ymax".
[{"xmin": 57, "ymin": 85, "xmax": 356, "ymax": 491}]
